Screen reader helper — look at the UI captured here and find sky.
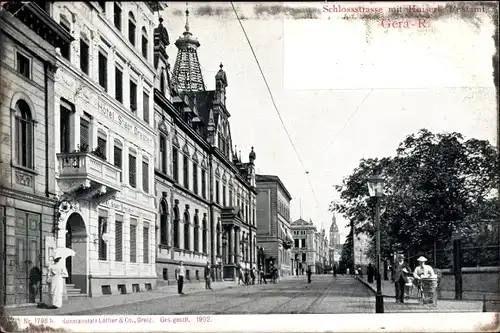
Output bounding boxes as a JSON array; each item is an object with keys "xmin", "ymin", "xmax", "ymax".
[{"xmin": 160, "ymin": 2, "xmax": 497, "ymax": 244}]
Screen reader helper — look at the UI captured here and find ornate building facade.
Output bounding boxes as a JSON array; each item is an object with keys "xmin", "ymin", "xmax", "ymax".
[
  {"xmin": 291, "ymin": 218, "xmax": 318, "ymax": 274},
  {"xmin": 0, "ymin": 1, "xmax": 72, "ymax": 306},
  {"xmin": 153, "ymin": 9, "xmax": 258, "ymax": 283},
  {"xmin": 1, "ymin": 2, "xmax": 164, "ymax": 303},
  {"xmin": 314, "ymin": 229, "xmax": 329, "ymax": 274},
  {"xmin": 255, "ymin": 175, "xmax": 293, "ymax": 277}
]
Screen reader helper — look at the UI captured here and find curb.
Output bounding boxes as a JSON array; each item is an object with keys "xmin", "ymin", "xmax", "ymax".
[{"xmin": 356, "ymin": 276, "xmax": 392, "ymax": 297}]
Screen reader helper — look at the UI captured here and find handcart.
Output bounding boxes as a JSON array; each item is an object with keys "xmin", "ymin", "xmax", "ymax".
[{"xmin": 417, "ymin": 277, "xmax": 438, "ymax": 306}]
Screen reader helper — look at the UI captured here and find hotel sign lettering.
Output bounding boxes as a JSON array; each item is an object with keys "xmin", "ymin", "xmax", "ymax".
[{"xmin": 98, "ymin": 100, "xmax": 154, "ymax": 146}]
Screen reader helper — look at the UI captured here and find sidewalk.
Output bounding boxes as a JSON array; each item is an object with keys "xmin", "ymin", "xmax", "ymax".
[
  {"xmin": 7, "ymin": 279, "xmax": 238, "ymax": 316},
  {"xmin": 355, "ymin": 276, "xmax": 486, "ymax": 312}
]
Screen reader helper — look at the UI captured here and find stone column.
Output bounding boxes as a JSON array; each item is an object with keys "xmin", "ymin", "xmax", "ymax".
[
  {"xmin": 46, "ymin": 63, "xmax": 57, "ymax": 195},
  {"xmin": 179, "ymin": 217, "xmax": 184, "ymax": 251},
  {"xmin": 138, "ymin": 74, "xmax": 144, "ymax": 120},
  {"xmin": 109, "ymin": 47, "xmax": 117, "ymax": 97},
  {"xmin": 124, "ymin": 61, "xmax": 131, "ymax": 110},
  {"xmin": 235, "ymin": 228, "xmax": 240, "ymax": 265},
  {"xmin": 228, "ymin": 226, "xmax": 234, "ymax": 264},
  {"xmin": 91, "ymin": 30, "xmax": 100, "ymax": 83}
]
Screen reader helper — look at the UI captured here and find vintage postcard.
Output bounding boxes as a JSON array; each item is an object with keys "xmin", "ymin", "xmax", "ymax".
[{"xmin": 0, "ymin": 1, "xmax": 498, "ymax": 332}]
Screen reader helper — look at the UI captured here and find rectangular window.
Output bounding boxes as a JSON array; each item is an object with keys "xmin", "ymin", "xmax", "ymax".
[
  {"xmin": 192, "ymin": 162, "xmax": 198, "ymax": 195},
  {"xmin": 172, "ymin": 147, "xmax": 178, "ymax": 182},
  {"xmin": 222, "ymin": 185, "xmax": 227, "ymax": 206},
  {"xmin": 80, "ymin": 38, "xmax": 89, "ymax": 75},
  {"xmin": 142, "ymin": 160, "xmax": 149, "ymax": 193},
  {"xmin": 115, "ymin": 67, "xmax": 123, "ymax": 103},
  {"xmin": 215, "ymin": 180, "xmax": 220, "ymax": 204},
  {"xmin": 229, "ymin": 189, "xmax": 233, "ymax": 206},
  {"xmin": 98, "ymin": 52, "xmax": 107, "ymax": 91},
  {"xmin": 295, "ymin": 239, "xmax": 299, "ymax": 248},
  {"xmin": 80, "ymin": 117, "xmax": 90, "ymax": 151},
  {"xmin": 113, "ymin": 144, "xmax": 122, "ymax": 169},
  {"xmin": 143, "ymin": 223, "xmax": 149, "ymax": 264},
  {"xmin": 115, "ymin": 215, "xmax": 123, "ymax": 262},
  {"xmin": 183, "ymin": 155, "xmax": 189, "ymax": 189},
  {"xmin": 142, "ymin": 91, "xmax": 149, "ymax": 123},
  {"xmin": 97, "ymin": 136, "xmax": 107, "ymax": 160},
  {"xmin": 129, "ymin": 153, "xmax": 136, "ymax": 188},
  {"xmin": 130, "ymin": 220, "xmax": 137, "ymax": 263},
  {"xmin": 16, "ymin": 52, "xmax": 30, "ymax": 78},
  {"xmin": 159, "ymin": 135, "xmax": 167, "ymax": 174},
  {"xmin": 201, "ymin": 170, "xmax": 206, "ymax": 199},
  {"xmin": 301, "ymin": 239, "xmax": 306, "ymax": 248},
  {"xmin": 130, "ymin": 80, "xmax": 137, "ymax": 113},
  {"xmin": 59, "ymin": 106, "xmax": 71, "ymax": 153},
  {"xmin": 114, "ymin": 2, "xmax": 122, "ymax": 30},
  {"xmin": 59, "ymin": 20, "xmax": 71, "ymax": 60},
  {"xmin": 98, "ymin": 216, "xmax": 107, "ymax": 261}
]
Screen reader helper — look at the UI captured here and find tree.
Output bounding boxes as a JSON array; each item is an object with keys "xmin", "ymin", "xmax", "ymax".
[
  {"xmin": 331, "ymin": 129, "xmax": 498, "ymax": 264},
  {"xmin": 339, "ymin": 226, "xmax": 354, "ymax": 273}
]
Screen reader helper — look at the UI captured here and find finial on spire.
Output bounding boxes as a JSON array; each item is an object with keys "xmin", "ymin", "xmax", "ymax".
[
  {"xmin": 185, "ymin": 3, "xmax": 190, "ymax": 32},
  {"xmin": 220, "ymin": 62, "xmax": 223, "ymax": 69},
  {"xmin": 159, "ymin": 17, "xmax": 164, "ymax": 24}
]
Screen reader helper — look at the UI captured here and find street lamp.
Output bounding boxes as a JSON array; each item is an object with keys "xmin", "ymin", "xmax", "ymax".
[{"xmin": 367, "ymin": 172, "xmax": 385, "ymax": 314}]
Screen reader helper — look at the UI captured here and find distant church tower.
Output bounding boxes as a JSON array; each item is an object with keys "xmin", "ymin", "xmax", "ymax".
[
  {"xmin": 172, "ymin": 7, "xmax": 205, "ymax": 92},
  {"xmin": 329, "ymin": 215, "xmax": 341, "ymax": 248}
]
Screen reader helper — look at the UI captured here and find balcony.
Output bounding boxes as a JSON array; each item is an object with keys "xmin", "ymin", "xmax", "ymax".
[{"xmin": 56, "ymin": 152, "xmax": 122, "ymax": 203}]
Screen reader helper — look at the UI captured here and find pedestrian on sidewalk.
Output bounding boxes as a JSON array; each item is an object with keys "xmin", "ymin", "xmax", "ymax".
[
  {"xmin": 244, "ymin": 269, "xmax": 250, "ymax": 285},
  {"xmin": 251, "ymin": 268, "xmax": 256, "ymax": 285},
  {"xmin": 46, "ymin": 257, "xmax": 68, "ymax": 309},
  {"xmin": 176, "ymin": 261, "xmax": 186, "ymax": 295},
  {"xmin": 259, "ymin": 267, "xmax": 267, "ymax": 284},
  {"xmin": 367, "ymin": 263, "xmax": 374, "ymax": 283},
  {"xmin": 306, "ymin": 266, "xmax": 312, "ymax": 283},
  {"xmin": 333, "ymin": 264, "xmax": 337, "ymax": 278},
  {"xmin": 204, "ymin": 261, "xmax": 212, "ymax": 290},
  {"xmin": 238, "ymin": 267, "xmax": 244, "ymax": 286},
  {"xmin": 393, "ymin": 254, "xmax": 411, "ymax": 303}
]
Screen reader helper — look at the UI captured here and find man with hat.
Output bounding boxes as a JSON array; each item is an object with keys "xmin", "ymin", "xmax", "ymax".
[
  {"xmin": 392, "ymin": 253, "xmax": 411, "ymax": 303},
  {"xmin": 413, "ymin": 256, "xmax": 436, "ymax": 280}
]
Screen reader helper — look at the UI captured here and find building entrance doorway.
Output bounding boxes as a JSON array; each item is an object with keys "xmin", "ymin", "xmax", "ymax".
[
  {"xmin": 65, "ymin": 213, "xmax": 87, "ymax": 293},
  {"xmin": 13, "ymin": 210, "xmax": 41, "ymax": 305}
]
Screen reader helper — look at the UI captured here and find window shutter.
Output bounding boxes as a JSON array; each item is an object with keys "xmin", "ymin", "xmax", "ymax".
[
  {"xmin": 115, "ymin": 215, "xmax": 123, "ymax": 262},
  {"xmin": 130, "ymin": 221, "xmax": 137, "ymax": 263},
  {"xmin": 143, "ymin": 223, "xmax": 149, "ymax": 263},
  {"xmin": 142, "ymin": 160, "xmax": 149, "ymax": 193}
]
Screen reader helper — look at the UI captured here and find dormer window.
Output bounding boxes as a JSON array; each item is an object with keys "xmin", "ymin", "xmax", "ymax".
[{"xmin": 128, "ymin": 12, "xmax": 136, "ymax": 46}]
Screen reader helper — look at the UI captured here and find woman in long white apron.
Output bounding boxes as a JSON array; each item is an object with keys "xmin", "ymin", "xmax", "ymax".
[{"xmin": 47, "ymin": 257, "xmax": 68, "ymax": 309}]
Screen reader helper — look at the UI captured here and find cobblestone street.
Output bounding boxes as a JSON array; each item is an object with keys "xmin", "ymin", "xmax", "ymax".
[{"xmin": 8, "ymin": 275, "xmax": 484, "ymax": 316}]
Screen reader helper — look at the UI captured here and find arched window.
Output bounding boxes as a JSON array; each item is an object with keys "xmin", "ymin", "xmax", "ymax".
[
  {"xmin": 184, "ymin": 210, "xmax": 190, "ymax": 251},
  {"xmin": 194, "ymin": 214, "xmax": 199, "ymax": 252},
  {"xmin": 160, "ymin": 70, "xmax": 165, "ymax": 94},
  {"xmin": 141, "ymin": 27, "xmax": 148, "ymax": 58},
  {"xmin": 202, "ymin": 217, "xmax": 208, "ymax": 254},
  {"xmin": 173, "ymin": 205, "xmax": 179, "ymax": 248},
  {"xmin": 159, "ymin": 199, "xmax": 169, "ymax": 246},
  {"xmin": 128, "ymin": 12, "xmax": 136, "ymax": 46},
  {"xmin": 14, "ymin": 100, "xmax": 34, "ymax": 169}
]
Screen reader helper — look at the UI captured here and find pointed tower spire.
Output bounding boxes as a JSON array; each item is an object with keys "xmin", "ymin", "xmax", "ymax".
[
  {"xmin": 185, "ymin": 4, "xmax": 190, "ymax": 32},
  {"xmin": 172, "ymin": 3, "xmax": 205, "ymax": 92}
]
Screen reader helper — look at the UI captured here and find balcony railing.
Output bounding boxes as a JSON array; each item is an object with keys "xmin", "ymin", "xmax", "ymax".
[{"xmin": 56, "ymin": 152, "xmax": 122, "ymax": 198}]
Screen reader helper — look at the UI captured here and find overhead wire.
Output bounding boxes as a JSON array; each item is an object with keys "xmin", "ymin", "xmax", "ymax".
[{"xmin": 230, "ymin": 2, "xmax": 322, "ymax": 218}]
